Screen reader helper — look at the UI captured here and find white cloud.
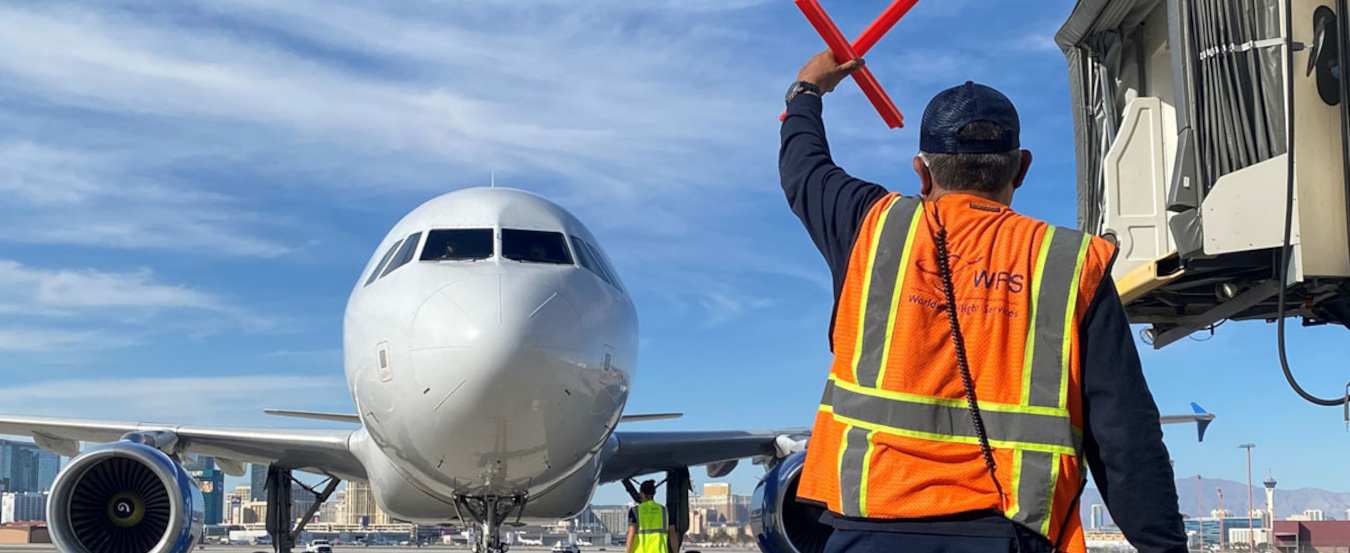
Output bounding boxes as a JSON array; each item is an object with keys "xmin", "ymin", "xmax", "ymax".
[
  {"xmin": 0, "ymin": 328, "xmax": 135, "ymax": 353},
  {"xmin": 0, "ymin": 2, "xmax": 775, "ymax": 201},
  {"xmin": 0, "ymin": 260, "xmax": 216, "ymax": 310},
  {"xmin": 0, "ymin": 376, "xmax": 350, "ymax": 422},
  {"xmin": 0, "ymin": 259, "xmax": 274, "ymax": 351},
  {"xmin": 0, "ymin": 142, "xmax": 292, "ymax": 257}
]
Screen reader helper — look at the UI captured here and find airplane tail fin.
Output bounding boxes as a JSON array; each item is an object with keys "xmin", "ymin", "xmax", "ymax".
[{"xmin": 1191, "ymin": 402, "xmax": 1213, "ymax": 442}]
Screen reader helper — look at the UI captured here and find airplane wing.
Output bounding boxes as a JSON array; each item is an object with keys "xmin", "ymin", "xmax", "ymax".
[
  {"xmin": 598, "ymin": 429, "xmax": 809, "ymax": 483},
  {"xmin": 0, "ymin": 414, "xmax": 365, "ymax": 480},
  {"xmin": 1159, "ymin": 403, "xmax": 1215, "ymax": 442}
]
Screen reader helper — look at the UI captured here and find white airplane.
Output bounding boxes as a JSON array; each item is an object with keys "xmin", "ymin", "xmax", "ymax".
[
  {"xmin": 0, "ymin": 188, "xmax": 803, "ymax": 553},
  {"xmin": 0, "ymin": 187, "xmax": 1217, "ymax": 553},
  {"xmin": 515, "ymin": 534, "xmax": 544, "ymax": 546}
]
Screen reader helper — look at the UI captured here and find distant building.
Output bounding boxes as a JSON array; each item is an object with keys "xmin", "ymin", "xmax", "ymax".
[
  {"xmin": 590, "ymin": 505, "xmax": 631, "ymax": 534},
  {"xmin": 1228, "ymin": 528, "xmax": 1271, "ymax": 546},
  {"xmin": 703, "ymin": 483, "xmax": 730, "ymax": 498},
  {"xmin": 250, "ymin": 464, "xmax": 267, "ymax": 501},
  {"xmin": 183, "ymin": 457, "xmax": 225, "ymax": 525},
  {"xmin": 689, "ymin": 484, "xmax": 749, "ymax": 525},
  {"xmin": 225, "ymin": 485, "xmax": 251, "ymax": 524},
  {"xmin": 1184, "ymin": 516, "xmax": 1263, "ymax": 545},
  {"xmin": 1, "ymin": 493, "xmax": 48, "ymax": 523},
  {"xmin": 1290, "ymin": 509, "xmax": 1327, "ymax": 522},
  {"xmin": 0, "ymin": 441, "xmax": 60, "ymax": 493},
  {"xmin": 343, "ymin": 482, "xmax": 389, "ymax": 527},
  {"xmin": 1273, "ymin": 520, "xmax": 1350, "ymax": 550},
  {"xmin": 1090, "ymin": 504, "xmax": 1105, "ymax": 530}
]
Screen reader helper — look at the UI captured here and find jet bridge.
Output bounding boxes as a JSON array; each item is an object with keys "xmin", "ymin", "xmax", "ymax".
[{"xmin": 1058, "ymin": 0, "xmax": 1350, "ymax": 349}]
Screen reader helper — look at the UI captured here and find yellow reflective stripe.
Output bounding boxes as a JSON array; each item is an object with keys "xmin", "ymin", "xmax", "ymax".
[
  {"xmin": 874, "ymin": 207, "xmax": 924, "ymax": 389},
  {"xmin": 859, "ymin": 431, "xmax": 876, "ymax": 518},
  {"xmin": 1040, "ymin": 457, "xmax": 1062, "ymax": 536},
  {"xmin": 1006, "ymin": 450, "xmax": 1024, "ymax": 518},
  {"xmin": 1021, "ymin": 228, "xmax": 1055, "ymax": 405},
  {"xmin": 829, "ymin": 374, "xmax": 1069, "ymax": 418},
  {"xmin": 1059, "ymin": 235, "xmax": 1091, "ymax": 409},
  {"xmin": 819, "ymin": 407, "xmax": 1076, "ymax": 456},
  {"xmin": 850, "ymin": 199, "xmax": 895, "ymax": 384},
  {"xmin": 836, "ymin": 421, "xmax": 850, "ymax": 511}
]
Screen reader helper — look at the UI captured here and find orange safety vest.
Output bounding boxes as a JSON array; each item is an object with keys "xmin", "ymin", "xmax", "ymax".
[{"xmin": 798, "ymin": 193, "xmax": 1115, "ymax": 553}]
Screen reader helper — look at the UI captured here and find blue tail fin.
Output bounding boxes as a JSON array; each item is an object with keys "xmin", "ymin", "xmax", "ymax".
[{"xmin": 1191, "ymin": 403, "xmax": 1213, "ymax": 442}]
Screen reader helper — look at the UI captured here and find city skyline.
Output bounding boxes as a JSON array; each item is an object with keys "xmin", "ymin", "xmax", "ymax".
[{"xmin": 0, "ymin": 440, "xmax": 59, "ymax": 494}]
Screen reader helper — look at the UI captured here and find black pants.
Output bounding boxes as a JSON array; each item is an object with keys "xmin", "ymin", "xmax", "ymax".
[{"xmin": 823, "ymin": 528, "xmax": 1057, "ymax": 553}]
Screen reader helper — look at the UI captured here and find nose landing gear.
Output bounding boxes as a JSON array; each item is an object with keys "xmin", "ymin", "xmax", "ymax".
[{"xmin": 454, "ymin": 494, "xmax": 526, "ymax": 553}]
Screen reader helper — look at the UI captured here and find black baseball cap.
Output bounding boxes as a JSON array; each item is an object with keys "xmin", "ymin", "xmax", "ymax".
[
  {"xmin": 920, "ymin": 81, "xmax": 1021, "ymax": 155},
  {"xmin": 640, "ymin": 480, "xmax": 658, "ymax": 495}
]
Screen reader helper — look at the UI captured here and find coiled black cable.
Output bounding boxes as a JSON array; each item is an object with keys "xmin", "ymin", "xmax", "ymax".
[{"xmin": 928, "ymin": 202, "xmax": 1007, "ymax": 504}]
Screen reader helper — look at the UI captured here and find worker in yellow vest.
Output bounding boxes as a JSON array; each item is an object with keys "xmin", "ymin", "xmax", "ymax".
[{"xmin": 626, "ymin": 480, "xmax": 677, "ymax": 553}]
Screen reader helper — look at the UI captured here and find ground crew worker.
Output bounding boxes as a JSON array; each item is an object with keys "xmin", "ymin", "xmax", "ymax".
[
  {"xmin": 779, "ymin": 51, "xmax": 1187, "ymax": 553},
  {"xmin": 626, "ymin": 480, "xmax": 677, "ymax": 553}
]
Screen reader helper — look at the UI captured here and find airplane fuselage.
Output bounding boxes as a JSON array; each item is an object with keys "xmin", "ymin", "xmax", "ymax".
[{"xmin": 342, "ymin": 188, "xmax": 638, "ymax": 521}]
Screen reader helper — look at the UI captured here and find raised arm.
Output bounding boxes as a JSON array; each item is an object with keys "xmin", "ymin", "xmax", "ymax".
[{"xmin": 780, "ymin": 51, "xmax": 889, "ymax": 298}]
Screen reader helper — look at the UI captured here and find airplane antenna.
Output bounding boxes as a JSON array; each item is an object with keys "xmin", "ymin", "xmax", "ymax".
[{"xmin": 491, "ymin": 171, "xmax": 496, "ymax": 188}]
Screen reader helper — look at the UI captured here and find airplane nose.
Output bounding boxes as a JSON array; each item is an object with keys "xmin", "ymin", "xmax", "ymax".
[{"xmin": 409, "ymin": 273, "xmax": 583, "ymax": 366}]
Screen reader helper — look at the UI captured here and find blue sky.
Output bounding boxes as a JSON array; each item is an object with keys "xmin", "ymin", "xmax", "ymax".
[{"xmin": 0, "ymin": 0, "xmax": 1347, "ymax": 511}]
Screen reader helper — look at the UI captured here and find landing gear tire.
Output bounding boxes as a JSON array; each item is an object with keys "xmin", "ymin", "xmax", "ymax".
[{"xmin": 455, "ymin": 494, "xmax": 525, "ymax": 553}]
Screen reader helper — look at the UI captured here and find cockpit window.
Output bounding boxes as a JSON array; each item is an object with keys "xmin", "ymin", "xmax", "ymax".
[
  {"xmin": 380, "ymin": 232, "xmax": 423, "ymax": 278},
  {"xmin": 570, "ymin": 236, "xmax": 615, "ymax": 287},
  {"xmin": 421, "ymin": 229, "xmax": 494, "ymax": 261},
  {"xmin": 570, "ymin": 236, "xmax": 624, "ymax": 292},
  {"xmin": 365, "ymin": 238, "xmax": 404, "ymax": 287},
  {"xmin": 502, "ymin": 229, "xmax": 572, "ymax": 264}
]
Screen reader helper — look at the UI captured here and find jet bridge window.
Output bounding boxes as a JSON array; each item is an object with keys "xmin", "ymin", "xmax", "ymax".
[
  {"xmin": 420, "ymin": 229, "xmax": 494, "ymax": 262},
  {"xmin": 364, "ymin": 238, "xmax": 404, "ymax": 287},
  {"xmin": 502, "ymin": 229, "xmax": 572, "ymax": 265},
  {"xmin": 380, "ymin": 232, "xmax": 423, "ymax": 278}
]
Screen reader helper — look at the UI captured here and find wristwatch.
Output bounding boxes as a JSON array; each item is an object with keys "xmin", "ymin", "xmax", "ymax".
[{"xmin": 785, "ymin": 81, "xmax": 822, "ymax": 104}]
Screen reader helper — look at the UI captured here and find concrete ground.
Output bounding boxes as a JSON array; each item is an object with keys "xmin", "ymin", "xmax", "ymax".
[{"xmin": 0, "ymin": 547, "xmax": 761, "ymax": 553}]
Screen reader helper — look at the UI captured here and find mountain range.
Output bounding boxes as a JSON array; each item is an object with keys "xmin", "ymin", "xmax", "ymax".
[{"xmin": 1080, "ymin": 476, "xmax": 1350, "ymax": 526}]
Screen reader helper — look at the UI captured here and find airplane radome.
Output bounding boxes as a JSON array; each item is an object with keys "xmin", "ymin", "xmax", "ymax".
[{"xmin": 0, "ymin": 188, "xmax": 1211, "ymax": 553}]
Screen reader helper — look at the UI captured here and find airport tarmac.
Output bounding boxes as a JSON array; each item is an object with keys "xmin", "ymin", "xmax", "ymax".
[{"xmin": 0, "ymin": 548, "xmax": 761, "ymax": 553}]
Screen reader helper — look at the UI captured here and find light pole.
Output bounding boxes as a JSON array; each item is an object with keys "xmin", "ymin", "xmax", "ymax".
[
  {"xmin": 1240, "ymin": 443, "xmax": 1256, "ymax": 552},
  {"xmin": 1219, "ymin": 488, "xmax": 1225, "ymax": 551},
  {"xmin": 1198, "ymin": 475, "xmax": 1204, "ymax": 551}
]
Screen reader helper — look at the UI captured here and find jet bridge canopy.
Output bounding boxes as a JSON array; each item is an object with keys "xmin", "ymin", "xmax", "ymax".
[{"xmin": 1057, "ymin": 0, "xmax": 1350, "ymax": 347}]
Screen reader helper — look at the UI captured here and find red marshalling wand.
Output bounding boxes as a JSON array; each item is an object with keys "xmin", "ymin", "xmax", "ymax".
[{"xmin": 780, "ymin": 0, "xmax": 921, "ymax": 129}]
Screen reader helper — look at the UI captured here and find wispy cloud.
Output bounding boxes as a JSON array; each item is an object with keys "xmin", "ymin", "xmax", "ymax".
[
  {"xmin": 0, "ymin": 259, "xmax": 274, "ymax": 352},
  {"xmin": 0, "ymin": 376, "xmax": 349, "ymax": 422},
  {"xmin": 0, "ymin": 142, "xmax": 292, "ymax": 257}
]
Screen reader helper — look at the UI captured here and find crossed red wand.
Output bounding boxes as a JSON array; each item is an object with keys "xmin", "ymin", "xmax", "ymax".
[{"xmin": 781, "ymin": 0, "xmax": 920, "ymax": 129}]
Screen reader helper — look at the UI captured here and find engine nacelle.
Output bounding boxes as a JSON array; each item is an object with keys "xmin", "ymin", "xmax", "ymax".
[
  {"xmin": 47, "ymin": 442, "xmax": 204, "ymax": 553},
  {"xmin": 750, "ymin": 451, "xmax": 833, "ymax": 553}
]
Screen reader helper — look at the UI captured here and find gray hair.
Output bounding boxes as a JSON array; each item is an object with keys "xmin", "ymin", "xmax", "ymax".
[{"xmin": 919, "ymin": 122, "xmax": 1023, "ymax": 193}]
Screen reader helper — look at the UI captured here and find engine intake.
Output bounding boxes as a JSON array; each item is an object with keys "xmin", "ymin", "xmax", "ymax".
[
  {"xmin": 48, "ymin": 442, "xmax": 204, "ymax": 553},
  {"xmin": 750, "ymin": 451, "xmax": 833, "ymax": 553}
]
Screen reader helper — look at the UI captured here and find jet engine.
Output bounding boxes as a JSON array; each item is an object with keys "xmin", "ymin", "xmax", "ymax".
[
  {"xmin": 47, "ymin": 441, "xmax": 204, "ymax": 553},
  {"xmin": 750, "ymin": 451, "xmax": 832, "ymax": 553}
]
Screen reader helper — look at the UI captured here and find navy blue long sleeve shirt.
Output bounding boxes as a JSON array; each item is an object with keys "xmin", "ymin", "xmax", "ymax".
[{"xmin": 780, "ymin": 93, "xmax": 1186, "ymax": 553}]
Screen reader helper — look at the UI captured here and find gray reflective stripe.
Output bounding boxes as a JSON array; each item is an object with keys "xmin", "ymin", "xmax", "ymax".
[
  {"xmin": 1026, "ymin": 228, "xmax": 1090, "ymax": 408},
  {"xmin": 823, "ymin": 380, "xmax": 1075, "ymax": 451},
  {"xmin": 838, "ymin": 426, "xmax": 872, "ymax": 517},
  {"xmin": 1009, "ymin": 450, "xmax": 1058, "ymax": 534},
  {"xmin": 854, "ymin": 197, "xmax": 921, "ymax": 388},
  {"xmin": 637, "ymin": 530, "xmax": 666, "ymax": 534}
]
